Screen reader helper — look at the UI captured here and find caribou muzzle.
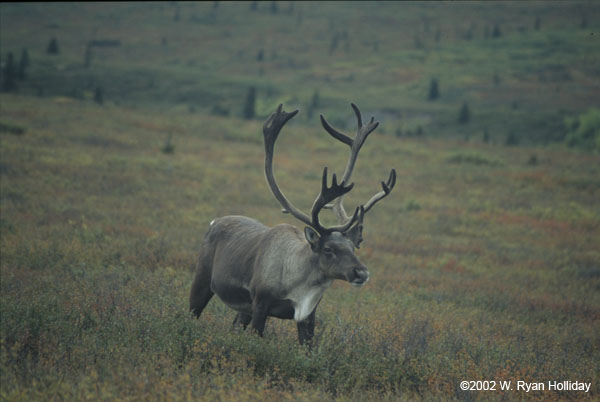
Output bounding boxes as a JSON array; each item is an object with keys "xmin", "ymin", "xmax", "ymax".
[{"xmin": 348, "ymin": 265, "xmax": 370, "ymax": 287}]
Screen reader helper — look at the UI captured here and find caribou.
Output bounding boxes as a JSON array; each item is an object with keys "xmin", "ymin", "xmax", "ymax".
[{"xmin": 189, "ymin": 103, "xmax": 395, "ymax": 345}]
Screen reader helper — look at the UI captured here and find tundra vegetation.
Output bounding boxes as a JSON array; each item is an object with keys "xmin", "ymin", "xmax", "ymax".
[{"xmin": 1, "ymin": 2, "xmax": 599, "ymax": 401}]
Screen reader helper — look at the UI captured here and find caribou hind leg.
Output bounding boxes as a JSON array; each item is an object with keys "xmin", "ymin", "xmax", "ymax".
[
  {"xmin": 189, "ymin": 275, "xmax": 214, "ymax": 318},
  {"xmin": 189, "ymin": 237, "xmax": 215, "ymax": 318},
  {"xmin": 233, "ymin": 312, "xmax": 252, "ymax": 329}
]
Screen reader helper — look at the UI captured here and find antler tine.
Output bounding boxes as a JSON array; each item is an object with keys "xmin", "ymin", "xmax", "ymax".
[
  {"xmin": 320, "ymin": 115, "xmax": 353, "ymax": 147},
  {"xmin": 310, "ymin": 167, "xmax": 359, "ymax": 234},
  {"xmin": 349, "ymin": 103, "xmax": 379, "ymax": 154},
  {"xmin": 263, "ymin": 104, "xmax": 298, "ymax": 149},
  {"xmin": 351, "ymin": 103, "xmax": 363, "ymax": 127},
  {"xmin": 319, "ymin": 104, "xmax": 379, "ymax": 155},
  {"xmin": 362, "ymin": 169, "xmax": 397, "ymax": 214},
  {"xmin": 263, "ymin": 105, "xmax": 313, "ymax": 227}
]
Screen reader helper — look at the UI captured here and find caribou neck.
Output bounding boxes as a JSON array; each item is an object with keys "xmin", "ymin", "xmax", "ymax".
[
  {"xmin": 283, "ymin": 239, "xmax": 330, "ymax": 288},
  {"xmin": 285, "ymin": 239, "xmax": 332, "ymax": 322}
]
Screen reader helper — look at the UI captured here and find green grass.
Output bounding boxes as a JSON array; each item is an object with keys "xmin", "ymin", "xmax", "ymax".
[{"xmin": 1, "ymin": 2, "xmax": 599, "ymax": 400}]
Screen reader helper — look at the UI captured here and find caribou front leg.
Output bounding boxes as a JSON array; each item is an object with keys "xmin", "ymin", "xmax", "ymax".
[
  {"xmin": 297, "ymin": 308, "xmax": 317, "ymax": 347},
  {"xmin": 251, "ymin": 296, "xmax": 271, "ymax": 337}
]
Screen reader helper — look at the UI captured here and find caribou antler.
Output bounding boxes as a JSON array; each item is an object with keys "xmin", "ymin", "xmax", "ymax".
[
  {"xmin": 310, "ymin": 167, "xmax": 360, "ymax": 234},
  {"xmin": 263, "ymin": 104, "xmax": 310, "ymax": 227},
  {"xmin": 263, "ymin": 104, "xmax": 359, "ymax": 235},
  {"xmin": 320, "ymin": 103, "xmax": 396, "ymax": 225},
  {"xmin": 363, "ymin": 169, "xmax": 396, "ymax": 214}
]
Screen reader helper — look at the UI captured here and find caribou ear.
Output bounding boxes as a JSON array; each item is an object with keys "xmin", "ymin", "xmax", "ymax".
[
  {"xmin": 304, "ymin": 227, "xmax": 320, "ymax": 250},
  {"xmin": 345, "ymin": 222, "xmax": 363, "ymax": 249}
]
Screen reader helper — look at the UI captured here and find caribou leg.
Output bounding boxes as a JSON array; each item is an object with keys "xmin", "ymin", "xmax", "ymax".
[
  {"xmin": 233, "ymin": 312, "xmax": 252, "ymax": 329},
  {"xmin": 189, "ymin": 242, "xmax": 215, "ymax": 318},
  {"xmin": 189, "ymin": 281, "xmax": 214, "ymax": 318},
  {"xmin": 297, "ymin": 308, "xmax": 317, "ymax": 347},
  {"xmin": 251, "ymin": 297, "xmax": 271, "ymax": 337}
]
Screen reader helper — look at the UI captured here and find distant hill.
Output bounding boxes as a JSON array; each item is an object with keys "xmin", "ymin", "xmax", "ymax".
[{"xmin": 1, "ymin": 1, "xmax": 599, "ymax": 148}]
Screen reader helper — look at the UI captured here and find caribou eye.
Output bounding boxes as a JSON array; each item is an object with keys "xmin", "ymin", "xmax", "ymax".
[{"xmin": 323, "ymin": 246, "xmax": 334, "ymax": 255}]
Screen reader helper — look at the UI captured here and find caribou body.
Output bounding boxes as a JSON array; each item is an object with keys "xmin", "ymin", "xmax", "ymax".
[{"xmin": 190, "ymin": 104, "xmax": 395, "ymax": 345}]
